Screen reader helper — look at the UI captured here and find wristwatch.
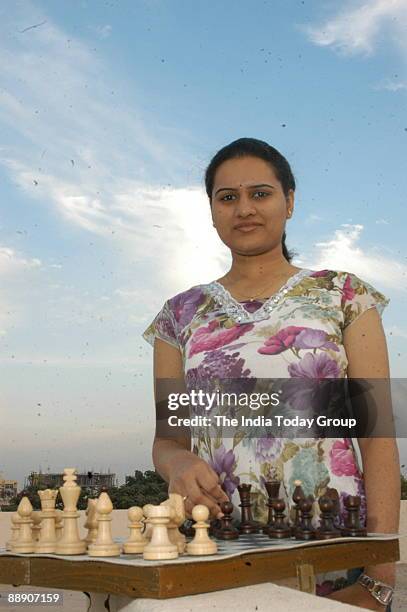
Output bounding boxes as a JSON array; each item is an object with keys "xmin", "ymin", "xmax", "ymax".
[{"xmin": 357, "ymin": 573, "xmax": 394, "ymax": 606}]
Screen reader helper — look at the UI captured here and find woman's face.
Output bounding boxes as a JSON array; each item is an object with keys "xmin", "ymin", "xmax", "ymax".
[{"xmin": 210, "ymin": 156, "xmax": 294, "ymax": 257}]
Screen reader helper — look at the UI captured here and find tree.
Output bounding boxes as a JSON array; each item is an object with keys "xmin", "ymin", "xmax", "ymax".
[
  {"xmin": 4, "ymin": 470, "xmax": 168, "ymax": 511},
  {"xmin": 107, "ymin": 470, "xmax": 168, "ymax": 509}
]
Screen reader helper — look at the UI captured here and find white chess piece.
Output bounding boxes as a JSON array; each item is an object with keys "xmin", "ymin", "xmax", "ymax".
[
  {"xmin": 35, "ymin": 489, "xmax": 58, "ymax": 553},
  {"xmin": 142, "ymin": 504, "xmax": 154, "ymax": 540},
  {"xmin": 122, "ymin": 507, "xmax": 147, "ymax": 554},
  {"xmin": 143, "ymin": 505, "xmax": 178, "ymax": 560},
  {"xmin": 55, "ymin": 468, "xmax": 86, "ymax": 555},
  {"xmin": 31, "ymin": 511, "xmax": 42, "ymax": 542},
  {"xmin": 55, "ymin": 509, "xmax": 64, "ymax": 540},
  {"xmin": 88, "ymin": 492, "xmax": 121, "ymax": 557},
  {"xmin": 6, "ymin": 512, "xmax": 21, "ymax": 551},
  {"xmin": 11, "ymin": 497, "xmax": 35, "ymax": 553},
  {"xmin": 84, "ymin": 498, "xmax": 98, "ymax": 544},
  {"xmin": 186, "ymin": 505, "xmax": 217, "ymax": 556},
  {"xmin": 161, "ymin": 493, "xmax": 186, "ymax": 553}
]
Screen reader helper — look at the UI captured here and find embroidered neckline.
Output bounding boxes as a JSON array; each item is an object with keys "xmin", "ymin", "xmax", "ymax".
[{"xmin": 205, "ymin": 268, "xmax": 314, "ymax": 323}]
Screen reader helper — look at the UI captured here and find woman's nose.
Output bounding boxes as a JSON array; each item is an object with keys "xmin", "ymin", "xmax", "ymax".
[{"xmin": 235, "ymin": 193, "xmax": 256, "ymax": 217}]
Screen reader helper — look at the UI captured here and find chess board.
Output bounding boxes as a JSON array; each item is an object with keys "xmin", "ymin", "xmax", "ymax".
[
  {"xmin": 0, "ymin": 532, "xmax": 399, "ymax": 566},
  {"xmin": 0, "ymin": 534, "xmax": 400, "ymax": 599}
]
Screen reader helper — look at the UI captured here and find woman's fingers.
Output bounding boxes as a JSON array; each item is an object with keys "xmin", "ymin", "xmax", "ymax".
[
  {"xmin": 168, "ymin": 456, "xmax": 229, "ymax": 518},
  {"xmin": 205, "ymin": 483, "xmax": 229, "ymax": 503},
  {"xmin": 196, "ymin": 467, "xmax": 229, "ymax": 501},
  {"xmin": 185, "ymin": 481, "xmax": 223, "ymax": 518}
]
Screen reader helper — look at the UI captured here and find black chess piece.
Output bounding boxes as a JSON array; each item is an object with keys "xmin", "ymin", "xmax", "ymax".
[
  {"xmin": 291, "ymin": 479, "xmax": 305, "ymax": 536},
  {"xmin": 341, "ymin": 495, "xmax": 367, "ymax": 537},
  {"xmin": 215, "ymin": 501, "xmax": 239, "ymax": 540},
  {"xmin": 325, "ymin": 487, "xmax": 341, "ymax": 529},
  {"xmin": 237, "ymin": 484, "xmax": 263, "ymax": 534},
  {"xmin": 263, "ymin": 480, "xmax": 280, "ymax": 534},
  {"xmin": 315, "ymin": 495, "xmax": 341, "ymax": 540},
  {"xmin": 179, "ymin": 519, "xmax": 195, "ymax": 537},
  {"xmin": 209, "ymin": 518, "xmax": 221, "ymax": 536},
  {"xmin": 295, "ymin": 496, "xmax": 316, "ymax": 540},
  {"xmin": 266, "ymin": 499, "xmax": 291, "ymax": 539}
]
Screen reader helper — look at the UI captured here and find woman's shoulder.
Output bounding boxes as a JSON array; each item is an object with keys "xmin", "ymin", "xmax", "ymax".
[
  {"xmin": 166, "ymin": 282, "xmax": 210, "ymax": 308},
  {"xmin": 165, "ymin": 282, "xmax": 214, "ymax": 329},
  {"xmin": 307, "ymin": 268, "xmax": 374, "ymax": 290},
  {"xmin": 308, "ymin": 268, "xmax": 352, "ymax": 281},
  {"xmin": 308, "ymin": 268, "xmax": 386, "ymax": 292},
  {"xmin": 305, "ymin": 268, "xmax": 390, "ymax": 324}
]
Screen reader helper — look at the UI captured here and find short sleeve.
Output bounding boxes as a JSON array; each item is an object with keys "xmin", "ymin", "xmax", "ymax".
[
  {"xmin": 341, "ymin": 272, "xmax": 390, "ymax": 329},
  {"xmin": 142, "ymin": 300, "xmax": 179, "ymax": 349}
]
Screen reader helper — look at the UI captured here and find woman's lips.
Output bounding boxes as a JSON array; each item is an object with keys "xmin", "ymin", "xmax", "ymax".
[{"xmin": 234, "ymin": 224, "xmax": 263, "ymax": 232}]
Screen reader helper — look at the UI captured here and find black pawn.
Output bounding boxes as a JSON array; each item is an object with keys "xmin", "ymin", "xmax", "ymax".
[
  {"xmin": 341, "ymin": 495, "xmax": 367, "ymax": 537},
  {"xmin": 326, "ymin": 487, "xmax": 341, "ymax": 528},
  {"xmin": 295, "ymin": 496, "xmax": 316, "ymax": 540},
  {"xmin": 315, "ymin": 496, "xmax": 341, "ymax": 539},
  {"xmin": 263, "ymin": 480, "xmax": 280, "ymax": 534},
  {"xmin": 209, "ymin": 518, "xmax": 221, "ymax": 536},
  {"xmin": 237, "ymin": 484, "xmax": 262, "ymax": 534},
  {"xmin": 215, "ymin": 501, "xmax": 239, "ymax": 540},
  {"xmin": 291, "ymin": 479, "xmax": 305, "ymax": 536},
  {"xmin": 266, "ymin": 499, "xmax": 291, "ymax": 539}
]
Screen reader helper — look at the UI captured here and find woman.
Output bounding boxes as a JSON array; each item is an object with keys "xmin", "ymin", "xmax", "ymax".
[{"xmin": 143, "ymin": 138, "xmax": 400, "ymax": 610}]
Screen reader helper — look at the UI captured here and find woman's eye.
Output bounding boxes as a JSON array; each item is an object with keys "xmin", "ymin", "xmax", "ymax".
[{"xmin": 220, "ymin": 191, "xmax": 270, "ymax": 202}]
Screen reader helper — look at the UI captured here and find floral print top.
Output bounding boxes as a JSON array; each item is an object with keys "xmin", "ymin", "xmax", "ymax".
[{"xmin": 143, "ymin": 268, "xmax": 390, "ymax": 593}]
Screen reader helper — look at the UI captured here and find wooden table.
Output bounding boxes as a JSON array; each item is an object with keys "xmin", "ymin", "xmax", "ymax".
[{"xmin": 0, "ymin": 538, "xmax": 400, "ymax": 599}]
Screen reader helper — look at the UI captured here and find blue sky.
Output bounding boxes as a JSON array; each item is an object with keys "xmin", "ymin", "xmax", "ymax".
[{"xmin": 1, "ymin": 0, "xmax": 407, "ymax": 487}]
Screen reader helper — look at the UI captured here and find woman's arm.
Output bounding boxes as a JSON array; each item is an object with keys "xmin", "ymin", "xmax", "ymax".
[
  {"xmin": 344, "ymin": 306, "xmax": 400, "ymax": 586},
  {"xmin": 152, "ymin": 337, "xmax": 228, "ymax": 517},
  {"xmin": 328, "ymin": 307, "xmax": 399, "ymax": 609}
]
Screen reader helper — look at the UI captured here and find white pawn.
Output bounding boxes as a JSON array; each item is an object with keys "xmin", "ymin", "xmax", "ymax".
[
  {"xmin": 122, "ymin": 507, "xmax": 147, "ymax": 554},
  {"xmin": 143, "ymin": 506, "xmax": 178, "ymax": 560},
  {"xmin": 35, "ymin": 489, "xmax": 58, "ymax": 553},
  {"xmin": 88, "ymin": 492, "xmax": 121, "ymax": 557},
  {"xmin": 6, "ymin": 512, "xmax": 21, "ymax": 551},
  {"xmin": 186, "ymin": 505, "xmax": 217, "ymax": 556},
  {"xmin": 11, "ymin": 497, "xmax": 35, "ymax": 553}
]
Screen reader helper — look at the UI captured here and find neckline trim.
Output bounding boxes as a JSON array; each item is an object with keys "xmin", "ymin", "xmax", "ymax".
[{"xmin": 205, "ymin": 268, "xmax": 314, "ymax": 323}]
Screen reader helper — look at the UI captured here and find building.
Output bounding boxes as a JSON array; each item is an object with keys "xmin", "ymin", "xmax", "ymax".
[
  {"xmin": 0, "ymin": 475, "xmax": 18, "ymax": 507},
  {"xmin": 25, "ymin": 470, "xmax": 117, "ymax": 493}
]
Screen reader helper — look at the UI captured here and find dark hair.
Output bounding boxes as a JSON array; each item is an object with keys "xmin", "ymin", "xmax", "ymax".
[{"xmin": 204, "ymin": 137, "xmax": 296, "ymax": 263}]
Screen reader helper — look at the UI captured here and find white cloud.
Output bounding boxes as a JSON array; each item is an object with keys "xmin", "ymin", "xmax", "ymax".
[
  {"xmin": 304, "ymin": 223, "xmax": 407, "ymax": 289},
  {"xmin": 305, "ymin": 213, "xmax": 324, "ymax": 224},
  {"xmin": 303, "ymin": 0, "xmax": 407, "ymax": 56},
  {"xmin": 91, "ymin": 24, "xmax": 112, "ymax": 39},
  {"xmin": 374, "ymin": 78, "xmax": 407, "ymax": 91},
  {"xmin": 0, "ymin": 2, "xmax": 221, "ymax": 296},
  {"xmin": 0, "ymin": 245, "xmax": 41, "ymax": 336},
  {"xmin": 0, "ymin": 246, "xmax": 41, "ymax": 275},
  {"xmin": 375, "ymin": 218, "xmax": 390, "ymax": 224}
]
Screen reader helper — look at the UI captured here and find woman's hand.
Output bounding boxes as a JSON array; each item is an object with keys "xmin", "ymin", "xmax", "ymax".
[
  {"xmin": 326, "ymin": 583, "xmax": 389, "ymax": 610},
  {"xmin": 167, "ymin": 451, "xmax": 229, "ymax": 518}
]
